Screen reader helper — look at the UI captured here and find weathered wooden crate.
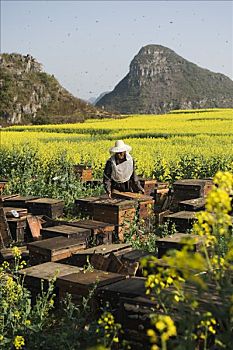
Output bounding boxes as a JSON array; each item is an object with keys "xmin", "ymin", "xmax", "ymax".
[
  {"xmin": 68, "ymin": 243, "xmax": 132, "ymax": 267},
  {"xmin": 112, "ymin": 191, "xmax": 154, "ymax": 220},
  {"xmin": 75, "ymin": 196, "xmax": 99, "ymax": 218},
  {"xmin": 139, "ymin": 178, "xmax": 157, "ymax": 196},
  {"xmin": 179, "ymin": 197, "xmax": 206, "ymax": 211},
  {"xmin": 27, "ymin": 236, "xmax": 87, "ymax": 265},
  {"xmin": 27, "ymin": 198, "xmax": 64, "ymax": 218},
  {"xmin": 156, "ymin": 233, "xmax": 205, "ymax": 258},
  {"xmin": 57, "ymin": 269, "xmax": 126, "ymax": 306},
  {"xmin": 92, "ymin": 198, "xmax": 137, "ymax": 241},
  {"xmin": 73, "ymin": 164, "xmax": 93, "ymax": 182},
  {"xmin": 119, "ymin": 296, "xmax": 157, "ymax": 346},
  {"xmin": 0, "ymin": 246, "xmax": 29, "ymax": 263},
  {"xmin": 41, "ymin": 224, "xmax": 91, "ymax": 242},
  {"xmin": 19, "ymin": 262, "xmax": 82, "ymax": 302},
  {"xmin": 66, "ymin": 219, "xmax": 114, "ymax": 245},
  {"xmin": 7, "ymin": 217, "xmax": 27, "ymax": 242},
  {"xmin": 162, "ymin": 211, "xmax": 197, "ymax": 232},
  {"xmin": 3, "ymin": 196, "xmax": 40, "ymax": 208},
  {"xmin": 97, "ymin": 277, "xmax": 147, "ymax": 311},
  {"xmin": 171, "ymin": 179, "xmax": 213, "ymax": 210}
]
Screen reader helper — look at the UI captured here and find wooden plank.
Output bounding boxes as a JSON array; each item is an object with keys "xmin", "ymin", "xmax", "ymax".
[{"xmin": 26, "ymin": 215, "xmax": 42, "ymax": 240}]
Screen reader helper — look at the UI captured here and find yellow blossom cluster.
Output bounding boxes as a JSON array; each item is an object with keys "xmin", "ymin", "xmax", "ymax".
[
  {"xmin": 147, "ymin": 314, "xmax": 177, "ymax": 350},
  {"xmin": 13, "ymin": 335, "xmax": 25, "ymax": 350}
]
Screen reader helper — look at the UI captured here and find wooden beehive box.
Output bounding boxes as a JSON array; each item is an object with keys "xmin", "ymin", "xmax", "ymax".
[
  {"xmin": 179, "ymin": 197, "xmax": 206, "ymax": 212},
  {"xmin": 73, "ymin": 164, "xmax": 93, "ymax": 182},
  {"xmin": 75, "ymin": 196, "xmax": 100, "ymax": 218},
  {"xmin": 27, "ymin": 198, "xmax": 64, "ymax": 218},
  {"xmin": 68, "ymin": 243, "xmax": 132, "ymax": 267},
  {"xmin": 3, "ymin": 195, "xmax": 40, "ymax": 208},
  {"xmin": 66, "ymin": 219, "xmax": 114, "ymax": 245},
  {"xmin": 41, "ymin": 224, "xmax": 91, "ymax": 242},
  {"xmin": 19, "ymin": 262, "xmax": 82, "ymax": 301},
  {"xmin": 97, "ymin": 277, "xmax": 147, "ymax": 311},
  {"xmin": 112, "ymin": 191, "xmax": 154, "ymax": 220},
  {"xmin": 156, "ymin": 233, "xmax": 205, "ymax": 258},
  {"xmin": 57, "ymin": 269, "xmax": 126, "ymax": 305},
  {"xmin": 119, "ymin": 296, "xmax": 157, "ymax": 345},
  {"xmin": 162, "ymin": 211, "xmax": 197, "ymax": 233},
  {"xmin": 7, "ymin": 217, "xmax": 27, "ymax": 242},
  {"xmin": 171, "ymin": 179, "xmax": 213, "ymax": 210},
  {"xmin": 27, "ymin": 236, "xmax": 87, "ymax": 265},
  {"xmin": 92, "ymin": 198, "xmax": 137, "ymax": 241},
  {"xmin": 139, "ymin": 178, "xmax": 157, "ymax": 196},
  {"xmin": 0, "ymin": 246, "xmax": 29, "ymax": 264}
]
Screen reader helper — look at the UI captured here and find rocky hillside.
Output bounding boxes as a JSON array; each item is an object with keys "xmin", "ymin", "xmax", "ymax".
[
  {"xmin": 0, "ymin": 53, "xmax": 110, "ymax": 125},
  {"xmin": 96, "ymin": 45, "xmax": 233, "ymax": 114}
]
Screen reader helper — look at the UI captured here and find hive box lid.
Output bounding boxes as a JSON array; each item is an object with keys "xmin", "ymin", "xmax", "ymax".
[
  {"xmin": 156, "ymin": 233, "xmax": 204, "ymax": 244},
  {"xmin": 27, "ymin": 236, "xmax": 86, "ymax": 252},
  {"xmin": 57, "ymin": 269, "xmax": 125, "ymax": 289},
  {"xmin": 19, "ymin": 262, "xmax": 82, "ymax": 280},
  {"xmin": 93, "ymin": 198, "xmax": 136, "ymax": 209},
  {"xmin": 164, "ymin": 211, "xmax": 197, "ymax": 219},
  {"xmin": 27, "ymin": 198, "xmax": 64, "ymax": 204},
  {"xmin": 41, "ymin": 225, "xmax": 91, "ymax": 237}
]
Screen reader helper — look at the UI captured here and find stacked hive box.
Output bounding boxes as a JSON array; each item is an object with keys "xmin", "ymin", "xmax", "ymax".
[
  {"xmin": 92, "ymin": 198, "xmax": 137, "ymax": 241},
  {"xmin": 171, "ymin": 179, "xmax": 213, "ymax": 211},
  {"xmin": 111, "ymin": 191, "xmax": 154, "ymax": 220},
  {"xmin": 27, "ymin": 198, "xmax": 64, "ymax": 219},
  {"xmin": 73, "ymin": 164, "xmax": 93, "ymax": 182}
]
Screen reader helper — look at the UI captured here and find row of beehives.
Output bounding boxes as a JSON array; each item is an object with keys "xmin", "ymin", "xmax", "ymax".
[
  {"xmin": 0, "ymin": 178, "xmax": 214, "ymax": 253},
  {"xmin": 0, "ymin": 178, "xmax": 216, "ymax": 349}
]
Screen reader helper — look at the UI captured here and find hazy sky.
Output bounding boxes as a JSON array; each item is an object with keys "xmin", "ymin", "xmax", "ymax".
[{"xmin": 1, "ymin": 0, "xmax": 232, "ymax": 101}]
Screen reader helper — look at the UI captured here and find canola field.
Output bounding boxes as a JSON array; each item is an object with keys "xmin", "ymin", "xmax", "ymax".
[{"xmin": 1, "ymin": 108, "xmax": 233, "ymax": 202}]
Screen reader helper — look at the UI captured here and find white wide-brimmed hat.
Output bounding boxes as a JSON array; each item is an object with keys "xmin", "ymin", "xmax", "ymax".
[{"xmin": 109, "ymin": 140, "xmax": 132, "ymax": 154}]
